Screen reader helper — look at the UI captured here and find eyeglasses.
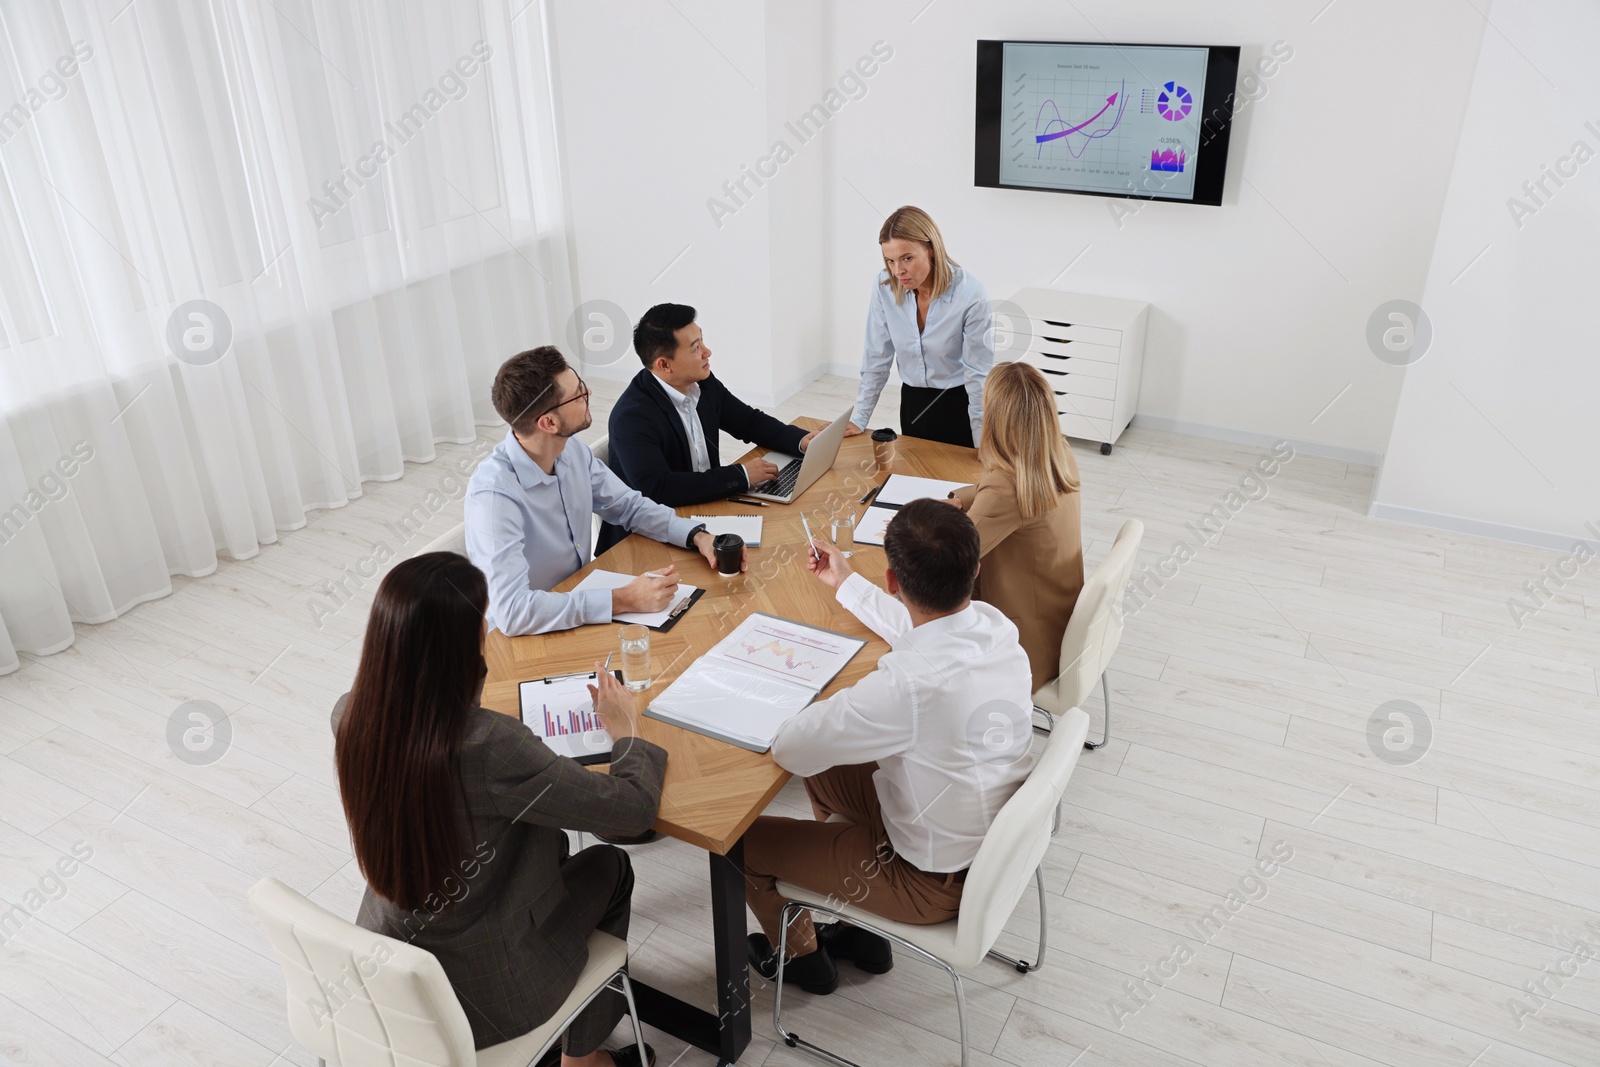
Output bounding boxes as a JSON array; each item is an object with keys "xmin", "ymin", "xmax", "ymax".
[{"xmin": 540, "ymin": 378, "xmax": 591, "ymax": 418}]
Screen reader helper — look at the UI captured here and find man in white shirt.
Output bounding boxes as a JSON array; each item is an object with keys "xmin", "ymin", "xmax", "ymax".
[{"xmin": 742, "ymin": 499, "xmax": 1037, "ymax": 994}]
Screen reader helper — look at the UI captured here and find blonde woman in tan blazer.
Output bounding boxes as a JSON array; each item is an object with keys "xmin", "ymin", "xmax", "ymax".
[{"xmin": 945, "ymin": 361, "xmax": 1084, "ymax": 691}]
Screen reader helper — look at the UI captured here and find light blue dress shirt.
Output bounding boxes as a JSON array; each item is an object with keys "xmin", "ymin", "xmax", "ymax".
[
  {"xmin": 854, "ymin": 265, "xmax": 995, "ymax": 442},
  {"xmin": 464, "ymin": 430, "xmax": 699, "ymax": 635}
]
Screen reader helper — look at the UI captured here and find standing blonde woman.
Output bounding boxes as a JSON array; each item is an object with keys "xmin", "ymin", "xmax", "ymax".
[
  {"xmin": 847, "ymin": 206, "xmax": 993, "ymax": 447},
  {"xmin": 944, "ymin": 361, "xmax": 1084, "ymax": 690}
]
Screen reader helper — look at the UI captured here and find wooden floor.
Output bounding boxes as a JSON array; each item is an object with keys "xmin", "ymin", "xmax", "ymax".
[{"xmin": 3, "ymin": 373, "xmax": 1598, "ymax": 1067}]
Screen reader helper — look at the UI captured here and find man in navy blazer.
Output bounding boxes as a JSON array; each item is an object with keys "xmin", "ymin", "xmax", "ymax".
[{"xmin": 600, "ymin": 304, "xmax": 815, "ymax": 553}]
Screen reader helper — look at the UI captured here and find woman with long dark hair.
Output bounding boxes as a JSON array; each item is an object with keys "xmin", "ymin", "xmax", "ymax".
[{"xmin": 332, "ymin": 552, "xmax": 665, "ymax": 1067}]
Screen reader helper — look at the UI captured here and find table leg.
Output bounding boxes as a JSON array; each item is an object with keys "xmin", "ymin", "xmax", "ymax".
[{"xmin": 629, "ymin": 840, "xmax": 752, "ymax": 1065}]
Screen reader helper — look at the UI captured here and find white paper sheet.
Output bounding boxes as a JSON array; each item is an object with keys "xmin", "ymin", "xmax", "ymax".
[
  {"xmin": 873, "ymin": 474, "xmax": 972, "ymax": 508},
  {"xmin": 519, "ymin": 674, "xmax": 611, "ymax": 761},
  {"xmin": 852, "ymin": 505, "xmax": 897, "ymax": 547},
  {"xmin": 572, "ymin": 569, "xmax": 700, "ymax": 627},
  {"xmin": 689, "ymin": 515, "xmax": 763, "ymax": 546}
]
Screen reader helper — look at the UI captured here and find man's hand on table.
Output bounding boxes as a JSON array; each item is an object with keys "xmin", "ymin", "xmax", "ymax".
[
  {"xmin": 694, "ymin": 530, "xmax": 746, "ymax": 573},
  {"xmin": 613, "ymin": 566, "xmax": 677, "ymax": 614}
]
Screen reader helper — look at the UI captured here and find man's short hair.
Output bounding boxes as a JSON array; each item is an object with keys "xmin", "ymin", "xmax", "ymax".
[
  {"xmin": 492, "ymin": 346, "xmax": 568, "ymax": 435},
  {"xmin": 882, "ymin": 498, "xmax": 980, "ymax": 613},
  {"xmin": 633, "ymin": 304, "xmax": 697, "ymax": 368}
]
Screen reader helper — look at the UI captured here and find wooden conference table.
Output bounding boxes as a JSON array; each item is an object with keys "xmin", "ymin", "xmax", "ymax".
[{"xmin": 481, "ymin": 417, "xmax": 983, "ymax": 1065}]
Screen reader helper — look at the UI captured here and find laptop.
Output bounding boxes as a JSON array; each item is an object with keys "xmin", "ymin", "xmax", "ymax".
[{"xmin": 744, "ymin": 406, "xmax": 854, "ymax": 504}]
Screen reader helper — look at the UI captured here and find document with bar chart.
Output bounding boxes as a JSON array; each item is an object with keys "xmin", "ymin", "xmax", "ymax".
[
  {"xmin": 519, "ymin": 672, "xmax": 615, "ymax": 764},
  {"xmin": 646, "ymin": 614, "xmax": 866, "ymax": 752},
  {"xmin": 996, "ymin": 41, "xmax": 1211, "ymax": 200}
]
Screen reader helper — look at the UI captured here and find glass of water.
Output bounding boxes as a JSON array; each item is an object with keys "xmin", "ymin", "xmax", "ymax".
[
  {"xmin": 619, "ymin": 624, "xmax": 651, "ymax": 692},
  {"xmin": 831, "ymin": 506, "xmax": 857, "ymax": 558}
]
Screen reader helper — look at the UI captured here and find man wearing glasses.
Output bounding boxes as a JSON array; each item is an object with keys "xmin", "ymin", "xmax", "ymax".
[{"xmin": 465, "ymin": 345, "xmax": 742, "ymax": 636}]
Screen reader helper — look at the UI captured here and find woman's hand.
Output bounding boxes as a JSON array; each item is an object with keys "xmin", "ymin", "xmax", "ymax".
[
  {"xmin": 844, "ymin": 422, "xmax": 865, "ymax": 437},
  {"xmin": 942, "ymin": 493, "xmax": 967, "ymax": 512},
  {"xmin": 588, "ymin": 662, "xmax": 638, "ymax": 740}
]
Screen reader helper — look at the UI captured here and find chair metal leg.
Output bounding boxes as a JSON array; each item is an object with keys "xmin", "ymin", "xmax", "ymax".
[
  {"xmin": 774, "ymin": 900, "xmax": 972, "ymax": 1067},
  {"xmin": 1084, "ymin": 670, "xmax": 1111, "ymax": 750},
  {"xmin": 986, "ymin": 866, "xmax": 1048, "ymax": 974},
  {"xmin": 1031, "ymin": 705, "xmax": 1055, "ymax": 736},
  {"xmin": 615, "ymin": 971, "xmax": 648, "ymax": 1057}
]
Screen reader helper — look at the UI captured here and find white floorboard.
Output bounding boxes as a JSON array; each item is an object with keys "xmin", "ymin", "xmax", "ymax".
[{"xmin": 3, "ymin": 374, "xmax": 1599, "ymax": 1066}]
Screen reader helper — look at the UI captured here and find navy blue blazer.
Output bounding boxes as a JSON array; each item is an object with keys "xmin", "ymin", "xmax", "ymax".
[{"xmin": 599, "ymin": 369, "xmax": 806, "ymax": 553}]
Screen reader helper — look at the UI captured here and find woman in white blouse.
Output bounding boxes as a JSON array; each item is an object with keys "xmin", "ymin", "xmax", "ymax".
[{"xmin": 847, "ymin": 206, "xmax": 995, "ymax": 448}]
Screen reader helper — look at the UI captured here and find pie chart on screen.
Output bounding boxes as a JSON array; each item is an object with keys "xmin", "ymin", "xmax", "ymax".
[{"xmin": 1157, "ymin": 81, "xmax": 1192, "ymax": 120}]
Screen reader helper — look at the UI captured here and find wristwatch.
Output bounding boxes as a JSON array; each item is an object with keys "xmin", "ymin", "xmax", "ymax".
[{"xmin": 684, "ymin": 523, "xmax": 708, "ymax": 549}]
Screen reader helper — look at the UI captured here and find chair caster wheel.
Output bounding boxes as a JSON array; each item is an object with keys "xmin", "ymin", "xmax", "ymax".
[
  {"xmin": 1100, "ymin": 442, "xmax": 1112, "ymax": 455},
  {"xmin": 1014, "ymin": 961, "xmax": 1030, "ymax": 974},
  {"xmin": 785, "ymin": 1035, "xmax": 798, "ymax": 1048}
]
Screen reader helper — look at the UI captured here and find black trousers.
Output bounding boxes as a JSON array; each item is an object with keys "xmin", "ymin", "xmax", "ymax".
[{"xmin": 899, "ymin": 385, "xmax": 975, "ymax": 448}]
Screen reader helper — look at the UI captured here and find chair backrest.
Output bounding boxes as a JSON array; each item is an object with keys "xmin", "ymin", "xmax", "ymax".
[
  {"xmin": 952, "ymin": 707, "xmax": 1090, "ymax": 966},
  {"xmin": 248, "ymin": 878, "xmax": 477, "ymax": 1067},
  {"xmin": 591, "ymin": 433, "xmax": 610, "ymax": 467},
  {"xmin": 418, "ymin": 522, "xmax": 467, "ymax": 557},
  {"xmin": 1036, "ymin": 519, "xmax": 1144, "ymax": 709}
]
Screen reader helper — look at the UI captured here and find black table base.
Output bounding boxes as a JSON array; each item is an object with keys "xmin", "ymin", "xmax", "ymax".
[{"xmin": 631, "ymin": 840, "xmax": 752, "ymax": 1065}]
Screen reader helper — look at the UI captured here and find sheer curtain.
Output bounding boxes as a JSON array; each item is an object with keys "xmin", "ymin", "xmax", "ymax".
[{"xmin": 0, "ymin": 0, "xmax": 573, "ymax": 673}]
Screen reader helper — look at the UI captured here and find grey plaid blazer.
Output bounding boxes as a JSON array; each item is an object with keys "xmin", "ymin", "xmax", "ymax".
[{"xmin": 331, "ymin": 698, "xmax": 667, "ymax": 1048}]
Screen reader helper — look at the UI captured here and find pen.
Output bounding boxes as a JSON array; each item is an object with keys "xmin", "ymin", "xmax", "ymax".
[
  {"xmin": 603, "ymin": 652, "xmax": 613, "ymax": 672},
  {"xmin": 859, "ymin": 480, "xmax": 886, "ymax": 505},
  {"xmin": 799, "ymin": 513, "xmax": 822, "ymax": 563},
  {"xmin": 726, "ymin": 497, "xmax": 769, "ymax": 507}
]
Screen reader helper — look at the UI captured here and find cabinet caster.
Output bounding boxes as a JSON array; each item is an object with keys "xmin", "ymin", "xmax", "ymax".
[{"xmin": 1100, "ymin": 442, "xmax": 1112, "ymax": 455}]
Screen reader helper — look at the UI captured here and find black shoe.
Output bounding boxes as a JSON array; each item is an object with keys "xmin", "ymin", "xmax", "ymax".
[
  {"xmin": 596, "ymin": 829, "xmax": 659, "ymax": 845},
  {"xmin": 605, "ymin": 1043, "xmax": 655, "ymax": 1067},
  {"xmin": 747, "ymin": 933, "xmax": 838, "ymax": 994},
  {"xmin": 816, "ymin": 921, "xmax": 894, "ymax": 974}
]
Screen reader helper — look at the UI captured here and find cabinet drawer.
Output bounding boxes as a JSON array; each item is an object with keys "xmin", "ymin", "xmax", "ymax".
[
  {"xmin": 1045, "ymin": 373, "xmax": 1116, "ymax": 401},
  {"xmin": 1059, "ymin": 412, "xmax": 1111, "ymax": 442},
  {"xmin": 1023, "ymin": 348, "xmax": 1120, "ymax": 380},
  {"xmin": 1027, "ymin": 337, "xmax": 1121, "ymax": 366},
  {"xmin": 1055, "ymin": 393, "xmax": 1116, "ymax": 421},
  {"xmin": 1030, "ymin": 319, "xmax": 1122, "ymax": 347}
]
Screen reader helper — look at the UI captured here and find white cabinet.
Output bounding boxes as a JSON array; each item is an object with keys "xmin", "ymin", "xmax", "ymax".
[{"xmin": 1007, "ymin": 289, "xmax": 1149, "ymax": 454}]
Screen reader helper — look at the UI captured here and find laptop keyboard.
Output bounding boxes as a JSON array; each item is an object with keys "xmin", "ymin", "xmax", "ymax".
[{"xmin": 750, "ymin": 458, "xmax": 804, "ymax": 498}]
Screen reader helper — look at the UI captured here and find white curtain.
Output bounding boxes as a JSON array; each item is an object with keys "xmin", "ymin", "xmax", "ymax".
[{"xmin": 0, "ymin": 0, "xmax": 573, "ymax": 673}]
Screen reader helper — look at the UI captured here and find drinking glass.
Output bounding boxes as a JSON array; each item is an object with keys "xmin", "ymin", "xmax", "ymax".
[
  {"xmin": 619, "ymin": 624, "xmax": 651, "ymax": 692},
  {"xmin": 831, "ymin": 506, "xmax": 857, "ymax": 558}
]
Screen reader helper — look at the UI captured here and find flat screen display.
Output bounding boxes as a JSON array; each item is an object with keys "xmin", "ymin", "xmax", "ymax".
[{"xmin": 975, "ymin": 40, "xmax": 1241, "ymax": 206}]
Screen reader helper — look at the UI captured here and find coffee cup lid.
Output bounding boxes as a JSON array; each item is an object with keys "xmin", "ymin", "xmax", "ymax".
[{"xmin": 870, "ymin": 428, "xmax": 898, "ymax": 441}]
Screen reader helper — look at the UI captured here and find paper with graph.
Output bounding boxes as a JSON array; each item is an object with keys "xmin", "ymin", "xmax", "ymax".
[{"xmin": 645, "ymin": 613, "xmax": 865, "ymax": 752}]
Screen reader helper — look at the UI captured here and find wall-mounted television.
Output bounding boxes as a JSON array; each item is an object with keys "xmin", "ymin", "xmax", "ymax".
[{"xmin": 975, "ymin": 40, "xmax": 1241, "ymax": 206}]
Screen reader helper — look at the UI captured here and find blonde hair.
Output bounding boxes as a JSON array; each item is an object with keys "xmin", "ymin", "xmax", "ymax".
[
  {"xmin": 980, "ymin": 362, "xmax": 1079, "ymax": 518},
  {"xmin": 878, "ymin": 206, "xmax": 957, "ymax": 305}
]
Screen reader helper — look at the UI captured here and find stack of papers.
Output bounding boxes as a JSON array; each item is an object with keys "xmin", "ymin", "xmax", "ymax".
[
  {"xmin": 855, "ymin": 474, "xmax": 973, "ymax": 546},
  {"xmin": 646, "ymin": 613, "xmax": 865, "ymax": 752}
]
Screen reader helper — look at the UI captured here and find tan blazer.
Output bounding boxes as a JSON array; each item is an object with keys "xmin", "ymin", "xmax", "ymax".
[{"xmin": 952, "ymin": 449, "xmax": 1084, "ymax": 692}]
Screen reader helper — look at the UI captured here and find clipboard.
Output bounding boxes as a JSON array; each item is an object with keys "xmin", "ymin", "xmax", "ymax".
[
  {"xmin": 518, "ymin": 670, "xmax": 622, "ymax": 765},
  {"xmin": 640, "ymin": 586, "xmax": 705, "ymax": 632}
]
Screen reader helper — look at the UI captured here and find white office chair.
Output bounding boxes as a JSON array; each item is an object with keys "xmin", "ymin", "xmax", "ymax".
[
  {"xmin": 1033, "ymin": 519, "xmax": 1144, "ymax": 750},
  {"xmin": 774, "ymin": 707, "xmax": 1091, "ymax": 1067},
  {"xmin": 248, "ymin": 878, "xmax": 646, "ymax": 1067},
  {"xmin": 418, "ymin": 522, "xmax": 467, "ymax": 557},
  {"xmin": 591, "ymin": 433, "xmax": 610, "ymax": 466}
]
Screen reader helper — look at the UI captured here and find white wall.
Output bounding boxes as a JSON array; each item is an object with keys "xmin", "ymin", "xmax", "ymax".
[
  {"xmin": 1372, "ymin": 0, "xmax": 1600, "ymax": 547},
  {"xmin": 547, "ymin": 1, "xmax": 828, "ymax": 407},
  {"xmin": 819, "ymin": 0, "xmax": 1487, "ymax": 461}
]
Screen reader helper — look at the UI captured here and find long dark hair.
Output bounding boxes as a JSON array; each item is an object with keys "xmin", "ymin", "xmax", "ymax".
[{"xmin": 335, "ymin": 552, "xmax": 487, "ymax": 910}]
